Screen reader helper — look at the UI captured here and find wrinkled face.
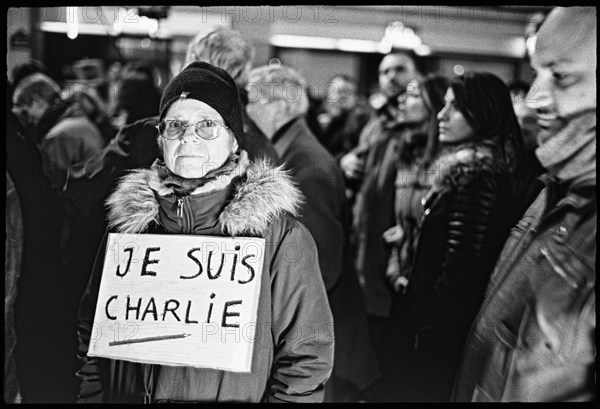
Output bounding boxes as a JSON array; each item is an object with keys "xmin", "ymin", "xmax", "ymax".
[
  {"xmin": 325, "ymin": 78, "xmax": 357, "ymax": 115},
  {"xmin": 161, "ymin": 99, "xmax": 238, "ymax": 178},
  {"xmin": 526, "ymin": 7, "xmax": 596, "ymax": 143},
  {"xmin": 437, "ymin": 88, "xmax": 474, "ymax": 144},
  {"xmin": 378, "ymin": 54, "xmax": 419, "ymax": 99},
  {"xmin": 397, "ymin": 80, "xmax": 429, "ymax": 124},
  {"xmin": 11, "ymin": 90, "xmax": 47, "ymax": 128}
]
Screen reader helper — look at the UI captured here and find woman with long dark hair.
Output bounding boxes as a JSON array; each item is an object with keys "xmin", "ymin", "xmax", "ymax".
[
  {"xmin": 382, "ymin": 75, "xmax": 449, "ymax": 294},
  {"xmin": 404, "ymin": 72, "xmax": 524, "ymax": 400}
]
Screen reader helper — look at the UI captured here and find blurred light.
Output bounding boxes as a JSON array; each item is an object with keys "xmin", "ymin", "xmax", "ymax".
[
  {"xmin": 66, "ymin": 7, "xmax": 79, "ymax": 40},
  {"xmin": 415, "ymin": 44, "xmax": 432, "ymax": 56},
  {"xmin": 41, "ymin": 21, "xmax": 107, "ymax": 35},
  {"xmin": 271, "ymin": 34, "xmax": 396, "ymax": 54},
  {"xmin": 271, "ymin": 34, "xmax": 337, "ymax": 50},
  {"xmin": 140, "ymin": 38, "xmax": 151, "ymax": 48},
  {"xmin": 453, "ymin": 65, "xmax": 465, "ymax": 76},
  {"xmin": 269, "ymin": 58, "xmax": 281, "ymax": 67},
  {"xmin": 337, "ymin": 39, "xmax": 381, "ymax": 53},
  {"xmin": 382, "ymin": 22, "xmax": 423, "ymax": 50},
  {"xmin": 509, "ymin": 37, "xmax": 527, "ymax": 58},
  {"xmin": 141, "ymin": 16, "xmax": 159, "ymax": 37},
  {"xmin": 526, "ymin": 35, "xmax": 537, "ymax": 58}
]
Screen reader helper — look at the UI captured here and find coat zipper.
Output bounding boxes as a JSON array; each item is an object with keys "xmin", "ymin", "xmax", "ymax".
[
  {"xmin": 176, "ymin": 196, "xmax": 193, "ymax": 234},
  {"xmin": 177, "ymin": 197, "xmax": 184, "ymax": 218}
]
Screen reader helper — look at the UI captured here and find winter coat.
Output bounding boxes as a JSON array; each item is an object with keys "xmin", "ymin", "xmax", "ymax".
[
  {"xmin": 271, "ymin": 117, "xmax": 380, "ymax": 398},
  {"xmin": 453, "ymin": 173, "xmax": 596, "ymax": 400},
  {"xmin": 76, "ymin": 154, "xmax": 334, "ymax": 403},
  {"xmin": 352, "ymin": 120, "xmax": 404, "ymax": 317},
  {"xmin": 405, "ymin": 143, "xmax": 516, "ymax": 369}
]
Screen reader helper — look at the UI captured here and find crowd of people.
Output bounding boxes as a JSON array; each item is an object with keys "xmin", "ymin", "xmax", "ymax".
[{"xmin": 5, "ymin": 6, "xmax": 596, "ymax": 403}]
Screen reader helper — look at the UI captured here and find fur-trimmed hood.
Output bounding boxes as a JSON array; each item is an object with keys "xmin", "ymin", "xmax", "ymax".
[{"xmin": 106, "ymin": 155, "xmax": 304, "ymax": 237}]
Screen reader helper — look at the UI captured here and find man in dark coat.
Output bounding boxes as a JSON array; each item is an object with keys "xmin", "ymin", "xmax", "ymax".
[
  {"xmin": 246, "ymin": 64, "xmax": 380, "ymax": 402},
  {"xmin": 453, "ymin": 7, "xmax": 596, "ymax": 402}
]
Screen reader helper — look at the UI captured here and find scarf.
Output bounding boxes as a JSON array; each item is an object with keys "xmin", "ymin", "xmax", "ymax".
[
  {"xmin": 535, "ymin": 110, "xmax": 596, "ymax": 183},
  {"xmin": 152, "ymin": 152, "xmax": 241, "ymax": 196}
]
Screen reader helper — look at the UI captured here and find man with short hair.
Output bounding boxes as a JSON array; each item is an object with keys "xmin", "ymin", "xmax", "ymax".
[
  {"xmin": 339, "ymin": 51, "xmax": 421, "ymax": 181},
  {"xmin": 453, "ymin": 7, "xmax": 596, "ymax": 402},
  {"xmin": 246, "ymin": 64, "xmax": 380, "ymax": 402},
  {"xmin": 342, "ymin": 52, "xmax": 421, "ymax": 320}
]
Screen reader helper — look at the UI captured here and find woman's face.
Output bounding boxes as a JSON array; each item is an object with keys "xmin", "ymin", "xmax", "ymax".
[
  {"xmin": 161, "ymin": 99, "xmax": 238, "ymax": 178},
  {"xmin": 397, "ymin": 80, "xmax": 429, "ymax": 124},
  {"xmin": 437, "ymin": 87, "xmax": 474, "ymax": 144}
]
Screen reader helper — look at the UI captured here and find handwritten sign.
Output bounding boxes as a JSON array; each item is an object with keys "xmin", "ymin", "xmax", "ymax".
[{"xmin": 88, "ymin": 233, "xmax": 265, "ymax": 373}]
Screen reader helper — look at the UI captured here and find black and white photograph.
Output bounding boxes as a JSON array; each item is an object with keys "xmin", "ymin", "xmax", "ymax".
[{"xmin": 5, "ymin": 5, "xmax": 596, "ymax": 403}]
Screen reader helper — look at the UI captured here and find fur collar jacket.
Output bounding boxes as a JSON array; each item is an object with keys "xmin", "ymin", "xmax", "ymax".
[{"xmin": 105, "ymin": 152, "xmax": 303, "ymax": 238}]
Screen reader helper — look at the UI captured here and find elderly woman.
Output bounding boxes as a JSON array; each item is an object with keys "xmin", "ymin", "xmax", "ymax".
[
  {"xmin": 404, "ymin": 72, "xmax": 523, "ymax": 400},
  {"xmin": 75, "ymin": 62, "xmax": 334, "ymax": 403}
]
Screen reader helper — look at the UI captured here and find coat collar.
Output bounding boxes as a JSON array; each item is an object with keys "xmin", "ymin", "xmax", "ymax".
[
  {"xmin": 106, "ymin": 152, "xmax": 304, "ymax": 237},
  {"xmin": 272, "ymin": 117, "xmax": 309, "ymax": 158}
]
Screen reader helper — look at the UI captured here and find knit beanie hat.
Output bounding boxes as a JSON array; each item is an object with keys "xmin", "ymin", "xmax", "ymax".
[{"xmin": 159, "ymin": 61, "xmax": 244, "ymax": 145}]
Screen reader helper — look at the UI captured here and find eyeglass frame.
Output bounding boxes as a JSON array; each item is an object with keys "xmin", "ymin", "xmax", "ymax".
[{"xmin": 156, "ymin": 118, "xmax": 230, "ymax": 141}]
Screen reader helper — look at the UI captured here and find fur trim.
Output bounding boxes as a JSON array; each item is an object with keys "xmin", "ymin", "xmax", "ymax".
[
  {"xmin": 106, "ymin": 156, "xmax": 304, "ymax": 237},
  {"xmin": 431, "ymin": 145, "xmax": 497, "ymax": 189},
  {"xmin": 219, "ymin": 158, "xmax": 303, "ymax": 237},
  {"xmin": 106, "ymin": 169, "xmax": 162, "ymax": 234}
]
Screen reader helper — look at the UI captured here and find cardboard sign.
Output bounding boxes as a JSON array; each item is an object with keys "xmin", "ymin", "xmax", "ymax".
[{"xmin": 88, "ymin": 233, "xmax": 265, "ymax": 373}]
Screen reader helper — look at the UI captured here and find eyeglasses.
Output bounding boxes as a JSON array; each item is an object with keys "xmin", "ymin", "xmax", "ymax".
[{"xmin": 156, "ymin": 119, "xmax": 229, "ymax": 140}]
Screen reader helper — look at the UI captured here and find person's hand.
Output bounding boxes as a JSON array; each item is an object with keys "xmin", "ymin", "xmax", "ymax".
[
  {"xmin": 382, "ymin": 224, "xmax": 404, "ymax": 246},
  {"xmin": 386, "ymin": 248, "xmax": 408, "ymax": 294},
  {"xmin": 340, "ymin": 151, "xmax": 364, "ymax": 180},
  {"xmin": 391, "ymin": 276, "xmax": 409, "ymax": 294}
]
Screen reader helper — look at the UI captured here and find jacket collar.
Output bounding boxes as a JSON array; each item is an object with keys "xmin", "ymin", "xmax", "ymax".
[
  {"xmin": 106, "ymin": 152, "xmax": 304, "ymax": 237},
  {"xmin": 272, "ymin": 117, "xmax": 308, "ymax": 158}
]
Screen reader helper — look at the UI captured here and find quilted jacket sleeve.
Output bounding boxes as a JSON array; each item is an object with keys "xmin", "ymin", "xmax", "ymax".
[{"xmin": 433, "ymin": 167, "xmax": 500, "ymax": 309}]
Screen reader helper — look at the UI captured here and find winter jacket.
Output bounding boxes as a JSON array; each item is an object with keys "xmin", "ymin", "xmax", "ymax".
[
  {"xmin": 271, "ymin": 117, "xmax": 380, "ymax": 399},
  {"xmin": 453, "ymin": 172, "xmax": 596, "ymax": 402},
  {"xmin": 352, "ymin": 120, "xmax": 404, "ymax": 317},
  {"xmin": 76, "ymin": 154, "xmax": 334, "ymax": 403},
  {"xmin": 405, "ymin": 144, "xmax": 515, "ymax": 369}
]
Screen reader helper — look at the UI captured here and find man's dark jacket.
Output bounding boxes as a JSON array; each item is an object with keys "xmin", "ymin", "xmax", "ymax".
[{"xmin": 271, "ymin": 117, "xmax": 379, "ymax": 398}]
